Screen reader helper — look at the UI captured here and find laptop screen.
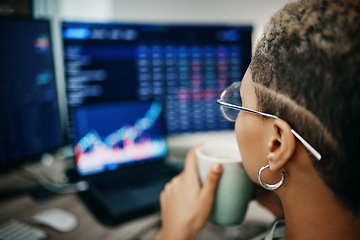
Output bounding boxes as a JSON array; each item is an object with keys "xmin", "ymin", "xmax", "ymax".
[{"xmin": 73, "ymin": 101, "xmax": 167, "ymax": 176}]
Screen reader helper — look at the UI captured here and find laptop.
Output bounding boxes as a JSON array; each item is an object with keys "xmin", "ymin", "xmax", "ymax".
[{"xmin": 67, "ymin": 100, "xmax": 180, "ymax": 225}]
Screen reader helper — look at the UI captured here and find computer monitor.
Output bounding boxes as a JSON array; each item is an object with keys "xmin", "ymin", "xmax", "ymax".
[
  {"xmin": 62, "ymin": 21, "xmax": 252, "ymax": 142},
  {"xmin": 0, "ymin": 17, "xmax": 64, "ymax": 172},
  {"xmin": 73, "ymin": 100, "xmax": 168, "ymax": 176}
]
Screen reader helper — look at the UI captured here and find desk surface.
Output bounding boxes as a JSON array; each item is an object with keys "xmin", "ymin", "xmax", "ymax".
[{"xmin": 0, "ymin": 147, "xmax": 276, "ymax": 240}]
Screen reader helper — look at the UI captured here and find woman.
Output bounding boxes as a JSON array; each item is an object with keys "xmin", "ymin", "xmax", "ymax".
[{"xmin": 156, "ymin": 0, "xmax": 360, "ymax": 239}]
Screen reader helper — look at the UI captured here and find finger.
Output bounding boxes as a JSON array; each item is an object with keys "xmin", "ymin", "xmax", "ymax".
[
  {"xmin": 163, "ymin": 182, "xmax": 171, "ymax": 193},
  {"xmin": 159, "ymin": 190, "xmax": 164, "ymax": 206},
  {"xmin": 159, "ymin": 190, "xmax": 166, "ymax": 215},
  {"xmin": 201, "ymin": 162, "xmax": 222, "ymax": 200}
]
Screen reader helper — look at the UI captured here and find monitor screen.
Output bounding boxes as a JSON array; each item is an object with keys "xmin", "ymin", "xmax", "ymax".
[
  {"xmin": 0, "ymin": 18, "xmax": 63, "ymax": 172},
  {"xmin": 73, "ymin": 100, "xmax": 167, "ymax": 176},
  {"xmin": 62, "ymin": 21, "xmax": 252, "ymax": 140}
]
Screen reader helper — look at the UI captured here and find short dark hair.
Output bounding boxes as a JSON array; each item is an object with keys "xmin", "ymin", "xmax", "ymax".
[{"xmin": 250, "ymin": 0, "xmax": 360, "ymax": 214}]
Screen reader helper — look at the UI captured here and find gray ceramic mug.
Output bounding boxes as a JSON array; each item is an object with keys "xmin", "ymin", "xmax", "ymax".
[{"xmin": 196, "ymin": 140, "xmax": 253, "ymax": 226}]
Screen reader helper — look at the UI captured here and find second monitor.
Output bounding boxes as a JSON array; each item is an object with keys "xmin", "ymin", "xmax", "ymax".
[{"xmin": 62, "ymin": 22, "xmax": 252, "ymax": 138}]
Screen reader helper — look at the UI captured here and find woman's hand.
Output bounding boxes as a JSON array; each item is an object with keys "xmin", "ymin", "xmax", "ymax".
[{"xmin": 156, "ymin": 145, "xmax": 223, "ymax": 240}]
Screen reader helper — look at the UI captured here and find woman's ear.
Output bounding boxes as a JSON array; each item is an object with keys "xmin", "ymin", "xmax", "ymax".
[{"xmin": 267, "ymin": 119, "xmax": 296, "ymax": 171}]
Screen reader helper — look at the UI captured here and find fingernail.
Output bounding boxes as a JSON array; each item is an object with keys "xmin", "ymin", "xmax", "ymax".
[{"xmin": 211, "ymin": 163, "xmax": 222, "ymax": 173}]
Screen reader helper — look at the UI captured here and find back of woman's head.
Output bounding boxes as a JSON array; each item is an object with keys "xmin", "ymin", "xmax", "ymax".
[{"xmin": 250, "ymin": 0, "xmax": 360, "ymax": 215}]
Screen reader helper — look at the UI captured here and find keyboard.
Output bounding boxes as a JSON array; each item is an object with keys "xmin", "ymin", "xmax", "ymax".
[{"xmin": 0, "ymin": 219, "xmax": 48, "ymax": 240}]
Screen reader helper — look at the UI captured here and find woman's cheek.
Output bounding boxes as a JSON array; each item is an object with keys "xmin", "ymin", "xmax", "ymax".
[{"xmin": 234, "ymin": 116, "xmax": 258, "ymax": 182}]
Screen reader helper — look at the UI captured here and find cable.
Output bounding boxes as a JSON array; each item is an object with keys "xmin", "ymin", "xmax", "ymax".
[{"xmin": 21, "ymin": 167, "xmax": 89, "ymax": 194}]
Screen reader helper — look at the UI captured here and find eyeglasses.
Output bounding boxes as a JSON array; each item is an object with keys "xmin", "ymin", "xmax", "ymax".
[{"xmin": 217, "ymin": 82, "xmax": 321, "ymax": 161}]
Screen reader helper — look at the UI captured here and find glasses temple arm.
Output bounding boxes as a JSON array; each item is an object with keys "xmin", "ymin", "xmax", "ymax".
[
  {"xmin": 217, "ymin": 99, "xmax": 321, "ymax": 161},
  {"xmin": 291, "ymin": 129, "xmax": 321, "ymax": 161},
  {"xmin": 217, "ymin": 100, "xmax": 279, "ymax": 119}
]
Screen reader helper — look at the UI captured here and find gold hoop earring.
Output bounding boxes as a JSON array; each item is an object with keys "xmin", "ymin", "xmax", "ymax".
[{"xmin": 257, "ymin": 164, "xmax": 285, "ymax": 191}]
